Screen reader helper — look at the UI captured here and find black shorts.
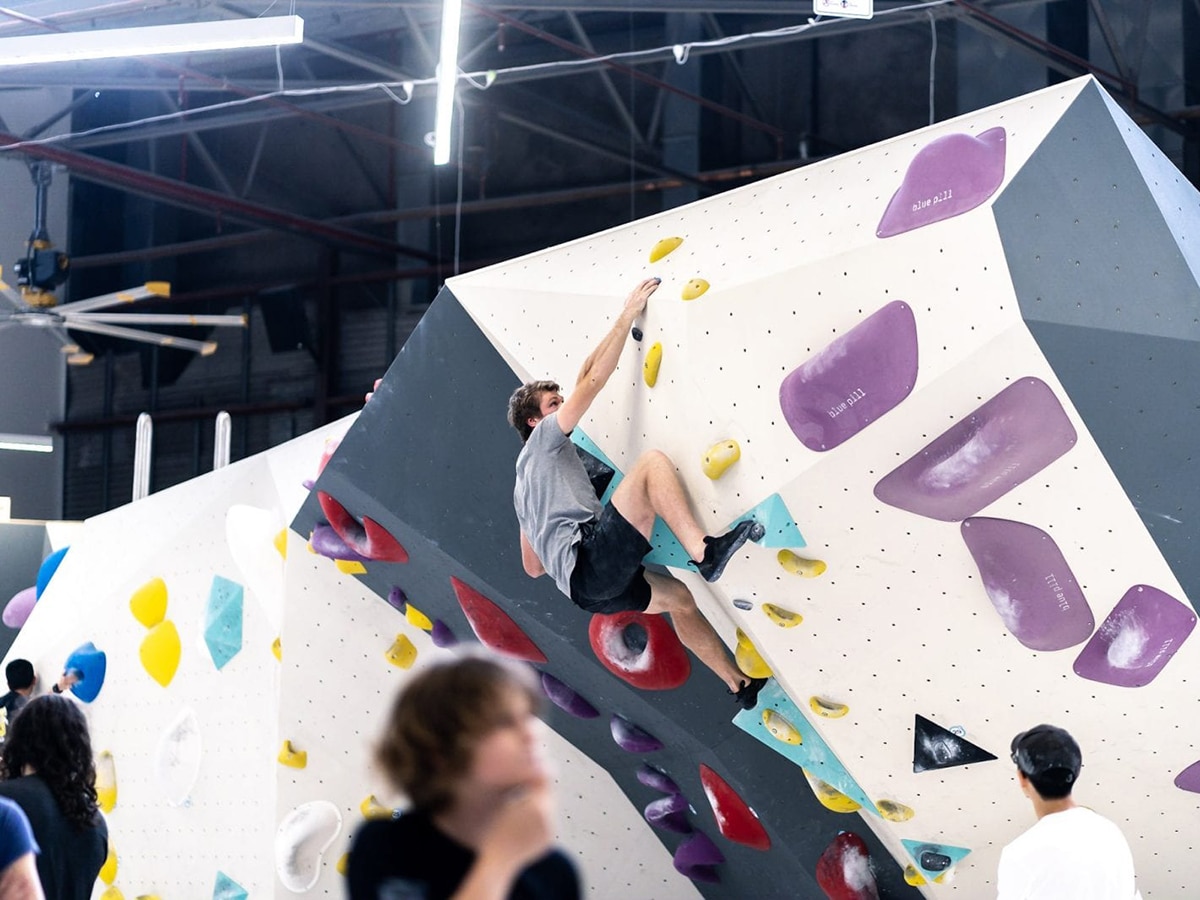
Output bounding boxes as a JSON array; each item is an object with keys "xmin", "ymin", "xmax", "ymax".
[{"xmin": 569, "ymin": 502, "xmax": 653, "ymax": 614}]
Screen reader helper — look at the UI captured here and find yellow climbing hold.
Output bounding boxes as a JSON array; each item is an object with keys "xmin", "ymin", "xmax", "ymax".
[
  {"xmin": 100, "ymin": 889, "xmax": 125, "ymax": 900},
  {"xmin": 762, "ymin": 603, "xmax": 803, "ymax": 628},
  {"xmin": 761, "ymin": 708, "xmax": 802, "ymax": 745},
  {"xmin": 95, "ymin": 750, "xmax": 117, "ymax": 813},
  {"xmin": 875, "ymin": 799, "xmax": 915, "ymax": 822},
  {"xmin": 129, "ymin": 577, "xmax": 167, "ymax": 628},
  {"xmin": 777, "ymin": 550, "xmax": 827, "ymax": 578},
  {"xmin": 361, "ymin": 794, "xmax": 393, "ymax": 820},
  {"xmin": 337, "ymin": 853, "xmax": 350, "ymax": 876},
  {"xmin": 904, "ymin": 864, "xmax": 927, "ymax": 886},
  {"xmin": 643, "ymin": 342, "xmax": 663, "ymax": 388},
  {"xmin": 278, "ymin": 740, "xmax": 308, "ymax": 769},
  {"xmin": 649, "ymin": 236, "xmax": 683, "ymax": 262},
  {"xmin": 734, "ymin": 629, "xmax": 772, "ymax": 678},
  {"xmin": 803, "ymin": 770, "xmax": 861, "ymax": 813},
  {"xmin": 701, "ymin": 440, "xmax": 740, "ymax": 479},
  {"xmin": 681, "ymin": 278, "xmax": 709, "ymax": 300},
  {"xmin": 809, "ymin": 696, "xmax": 849, "ymax": 719},
  {"xmin": 336, "ymin": 559, "xmax": 367, "ymax": 575},
  {"xmin": 99, "ymin": 842, "xmax": 117, "ymax": 885},
  {"xmin": 385, "ymin": 634, "xmax": 418, "ymax": 669},
  {"xmin": 274, "ymin": 528, "xmax": 288, "ymax": 559},
  {"xmin": 139, "ymin": 620, "xmax": 181, "ymax": 687},
  {"xmin": 405, "ymin": 604, "xmax": 433, "ymax": 631},
  {"xmin": 272, "ymin": 636, "xmax": 282, "ymax": 661}
]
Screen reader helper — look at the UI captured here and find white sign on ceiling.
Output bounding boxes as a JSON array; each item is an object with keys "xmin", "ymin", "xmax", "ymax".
[{"xmin": 813, "ymin": 0, "xmax": 875, "ymax": 20}]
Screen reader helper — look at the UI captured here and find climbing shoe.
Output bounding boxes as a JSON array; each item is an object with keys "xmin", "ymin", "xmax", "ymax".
[
  {"xmin": 690, "ymin": 520, "xmax": 765, "ymax": 583},
  {"xmin": 732, "ymin": 676, "xmax": 769, "ymax": 711}
]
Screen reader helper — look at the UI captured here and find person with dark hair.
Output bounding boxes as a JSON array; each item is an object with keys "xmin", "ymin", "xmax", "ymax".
[
  {"xmin": 997, "ymin": 724, "xmax": 1141, "ymax": 899},
  {"xmin": 0, "ymin": 695, "xmax": 106, "ymax": 900},
  {"xmin": 508, "ymin": 278, "xmax": 767, "ymax": 710},
  {"xmin": 0, "ymin": 796, "xmax": 43, "ymax": 900},
  {"xmin": 346, "ymin": 651, "xmax": 579, "ymax": 900},
  {"xmin": 0, "ymin": 660, "xmax": 36, "ymax": 727}
]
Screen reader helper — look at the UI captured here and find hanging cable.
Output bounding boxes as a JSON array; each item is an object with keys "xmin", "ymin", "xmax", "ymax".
[{"xmin": 928, "ymin": 9, "xmax": 937, "ymax": 125}]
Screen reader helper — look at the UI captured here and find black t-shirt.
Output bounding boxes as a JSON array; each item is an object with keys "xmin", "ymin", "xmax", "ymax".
[
  {"xmin": 0, "ymin": 774, "xmax": 107, "ymax": 900},
  {"xmin": 347, "ymin": 810, "xmax": 580, "ymax": 900}
]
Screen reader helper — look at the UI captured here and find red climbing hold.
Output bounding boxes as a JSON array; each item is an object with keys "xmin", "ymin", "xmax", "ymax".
[
  {"xmin": 588, "ymin": 610, "xmax": 690, "ymax": 690},
  {"xmin": 816, "ymin": 832, "xmax": 879, "ymax": 900},
  {"xmin": 698, "ymin": 765, "xmax": 770, "ymax": 851},
  {"xmin": 450, "ymin": 577, "xmax": 547, "ymax": 664},
  {"xmin": 317, "ymin": 491, "xmax": 409, "ymax": 563}
]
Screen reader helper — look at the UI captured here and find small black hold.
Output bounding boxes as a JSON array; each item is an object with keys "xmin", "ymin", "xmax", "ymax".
[
  {"xmin": 631, "ymin": 326, "xmax": 643, "ymax": 342},
  {"xmin": 621, "ymin": 622, "xmax": 648, "ymax": 655},
  {"xmin": 920, "ymin": 850, "xmax": 952, "ymax": 872}
]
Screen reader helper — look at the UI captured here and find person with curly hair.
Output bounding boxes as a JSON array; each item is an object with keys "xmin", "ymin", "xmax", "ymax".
[
  {"xmin": 346, "ymin": 651, "xmax": 579, "ymax": 900},
  {"xmin": 0, "ymin": 695, "xmax": 106, "ymax": 900}
]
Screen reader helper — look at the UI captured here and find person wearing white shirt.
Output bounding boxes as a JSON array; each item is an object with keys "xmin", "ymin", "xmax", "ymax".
[{"xmin": 996, "ymin": 724, "xmax": 1141, "ymax": 900}]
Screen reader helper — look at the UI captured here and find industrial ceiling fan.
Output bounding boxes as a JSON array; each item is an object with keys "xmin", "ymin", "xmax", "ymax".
[{"xmin": 0, "ymin": 161, "xmax": 246, "ymax": 365}]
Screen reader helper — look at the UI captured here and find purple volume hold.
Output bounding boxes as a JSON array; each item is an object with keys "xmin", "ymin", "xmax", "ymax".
[
  {"xmin": 874, "ymin": 378, "xmax": 1077, "ymax": 522},
  {"xmin": 779, "ymin": 301, "xmax": 919, "ymax": 452},
  {"xmin": 610, "ymin": 714, "xmax": 664, "ymax": 753},
  {"xmin": 877, "ymin": 127, "xmax": 1007, "ymax": 238},
  {"xmin": 961, "ymin": 517, "xmax": 1094, "ymax": 651},
  {"xmin": 1174, "ymin": 760, "xmax": 1200, "ymax": 793},
  {"xmin": 540, "ymin": 672, "xmax": 599, "ymax": 719},
  {"xmin": 645, "ymin": 794, "xmax": 693, "ymax": 834},
  {"xmin": 636, "ymin": 763, "xmax": 681, "ymax": 795},
  {"xmin": 1073, "ymin": 585, "xmax": 1197, "ymax": 688},
  {"xmin": 430, "ymin": 620, "xmax": 459, "ymax": 648},
  {"xmin": 310, "ymin": 523, "xmax": 371, "ymax": 563},
  {"xmin": 673, "ymin": 830, "xmax": 725, "ymax": 884}
]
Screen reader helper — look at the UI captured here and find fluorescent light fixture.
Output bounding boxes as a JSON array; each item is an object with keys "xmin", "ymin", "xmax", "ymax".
[
  {"xmin": 433, "ymin": 0, "xmax": 463, "ymax": 165},
  {"xmin": 0, "ymin": 433, "xmax": 52, "ymax": 454},
  {"xmin": 0, "ymin": 15, "xmax": 304, "ymax": 67}
]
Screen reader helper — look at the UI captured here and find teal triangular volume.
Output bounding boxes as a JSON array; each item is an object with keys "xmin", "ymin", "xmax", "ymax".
[
  {"xmin": 571, "ymin": 428, "xmax": 624, "ymax": 503},
  {"xmin": 204, "ymin": 575, "xmax": 244, "ymax": 671},
  {"xmin": 643, "ymin": 517, "xmax": 693, "ymax": 568},
  {"xmin": 733, "ymin": 680, "xmax": 875, "ymax": 814},
  {"xmin": 901, "ymin": 839, "xmax": 972, "ymax": 877},
  {"xmin": 727, "ymin": 493, "xmax": 806, "ymax": 548},
  {"xmin": 213, "ymin": 871, "xmax": 248, "ymax": 900}
]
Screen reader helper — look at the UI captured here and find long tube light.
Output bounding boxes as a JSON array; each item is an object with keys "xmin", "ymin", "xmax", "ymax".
[
  {"xmin": 433, "ymin": 0, "xmax": 464, "ymax": 165},
  {"xmin": 0, "ymin": 16, "xmax": 304, "ymax": 67},
  {"xmin": 0, "ymin": 433, "xmax": 52, "ymax": 454}
]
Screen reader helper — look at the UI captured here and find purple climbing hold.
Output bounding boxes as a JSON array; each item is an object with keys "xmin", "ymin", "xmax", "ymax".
[
  {"xmin": 877, "ymin": 127, "xmax": 1007, "ymax": 238},
  {"xmin": 1174, "ymin": 760, "xmax": 1200, "ymax": 793},
  {"xmin": 610, "ymin": 714, "xmax": 663, "ymax": 753},
  {"xmin": 430, "ymin": 619, "xmax": 459, "ymax": 648},
  {"xmin": 673, "ymin": 830, "xmax": 725, "ymax": 884},
  {"xmin": 386, "ymin": 586, "xmax": 408, "ymax": 613},
  {"xmin": 310, "ymin": 523, "xmax": 371, "ymax": 563},
  {"xmin": 636, "ymin": 763, "xmax": 681, "ymax": 795},
  {"xmin": 1073, "ymin": 585, "xmax": 1196, "ymax": 688},
  {"xmin": 779, "ymin": 302, "xmax": 919, "ymax": 452},
  {"xmin": 540, "ymin": 672, "xmax": 599, "ymax": 719},
  {"xmin": 645, "ymin": 793, "xmax": 692, "ymax": 834}
]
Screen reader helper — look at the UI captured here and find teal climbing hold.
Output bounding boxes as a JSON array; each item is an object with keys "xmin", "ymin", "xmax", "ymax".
[
  {"xmin": 643, "ymin": 517, "xmax": 693, "ymax": 568},
  {"xmin": 213, "ymin": 871, "xmax": 248, "ymax": 900},
  {"xmin": 726, "ymin": 494, "xmax": 805, "ymax": 548},
  {"xmin": 571, "ymin": 429, "xmax": 622, "ymax": 504},
  {"xmin": 204, "ymin": 576, "xmax": 244, "ymax": 671},
  {"xmin": 733, "ymin": 680, "xmax": 875, "ymax": 814}
]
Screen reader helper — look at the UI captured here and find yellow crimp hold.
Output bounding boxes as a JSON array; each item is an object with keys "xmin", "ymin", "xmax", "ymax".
[
  {"xmin": 278, "ymin": 740, "xmax": 308, "ymax": 769},
  {"xmin": 99, "ymin": 842, "xmax": 117, "ymax": 885},
  {"xmin": 804, "ymin": 770, "xmax": 861, "ymax": 813},
  {"xmin": 145, "ymin": 281, "xmax": 171, "ymax": 297},
  {"xmin": 777, "ymin": 549, "xmax": 827, "ymax": 578},
  {"xmin": 95, "ymin": 750, "xmax": 117, "ymax": 813},
  {"xmin": 337, "ymin": 852, "xmax": 350, "ymax": 876},
  {"xmin": 762, "ymin": 603, "xmax": 803, "ymax": 628},
  {"xmin": 101, "ymin": 889, "xmax": 125, "ymax": 900},
  {"xmin": 272, "ymin": 636, "xmax": 282, "ymax": 662},
  {"xmin": 129, "ymin": 577, "xmax": 168, "ymax": 628},
  {"xmin": 701, "ymin": 440, "xmax": 740, "ymax": 480},
  {"xmin": 139, "ymin": 620, "xmax": 181, "ymax": 688},
  {"xmin": 136, "ymin": 895, "xmax": 161, "ymax": 900},
  {"xmin": 405, "ymin": 604, "xmax": 433, "ymax": 632},
  {"xmin": 336, "ymin": 559, "xmax": 367, "ymax": 575},
  {"xmin": 904, "ymin": 864, "xmax": 927, "ymax": 886},
  {"xmin": 681, "ymin": 278, "xmax": 709, "ymax": 300},
  {"xmin": 734, "ymin": 629, "xmax": 772, "ymax": 678},
  {"xmin": 649, "ymin": 236, "xmax": 683, "ymax": 262},
  {"xmin": 385, "ymin": 634, "xmax": 418, "ymax": 669},
  {"xmin": 274, "ymin": 528, "xmax": 288, "ymax": 559},
  {"xmin": 361, "ymin": 794, "xmax": 394, "ymax": 820},
  {"xmin": 875, "ymin": 799, "xmax": 915, "ymax": 822},
  {"xmin": 761, "ymin": 708, "xmax": 802, "ymax": 745},
  {"xmin": 643, "ymin": 342, "xmax": 663, "ymax": 388},
  {"xmin": 809, "ymin": 696, "xmax": 849, "ymax": 719}
]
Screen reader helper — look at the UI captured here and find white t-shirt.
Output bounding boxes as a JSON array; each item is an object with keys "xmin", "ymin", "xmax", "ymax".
[{"xmin": 996, "ymin": 806, "xmax": 1141, "ymax": 900}]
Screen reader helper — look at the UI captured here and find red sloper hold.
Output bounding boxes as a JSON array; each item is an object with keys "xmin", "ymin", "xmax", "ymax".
[
  {"xmin": 317, "ymin": 491, "xmax": 409, "ymax": 563},
  {"xmin": 451, "ymin": 577, "xmax": 548, "ymax": 664},
  {"xmin": 698, "ymin": 764, "xmax": 771, "ymax": 851},
  {"xmin": 588, "ymin": 610, "xmax": 691, "ymax": 690},
  {"xmin": 815, "ymin": 832, "xmax": 880, "ymax": 900}
]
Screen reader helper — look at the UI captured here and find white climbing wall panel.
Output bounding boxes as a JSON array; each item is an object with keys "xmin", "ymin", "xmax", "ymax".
[{"xmin": 448, "ymin": 76, "xmax": 1200, "ymax": 896}]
